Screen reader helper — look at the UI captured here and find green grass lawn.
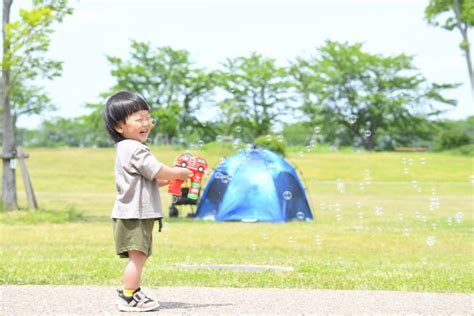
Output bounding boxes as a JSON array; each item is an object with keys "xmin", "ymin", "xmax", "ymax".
[{"xmin": 1, "ymin": 147, "xmax": 473, "ymax": 292}]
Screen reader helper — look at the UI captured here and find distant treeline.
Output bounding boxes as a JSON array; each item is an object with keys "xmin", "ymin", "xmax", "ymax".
[{"xmin": 11, "ymin": 41, "xmax": 473, "ymax": 152}]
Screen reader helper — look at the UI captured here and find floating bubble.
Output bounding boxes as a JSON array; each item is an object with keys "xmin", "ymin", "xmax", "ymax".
[
  {"xmin": 420, "ymin": 157, "xmax": 427, "ymax": 165},
  {"xmin": 374, "ymin": 206, "xmax": 384, "ymax": 216},
  {"xmin": 277, "ymin": 135, "xmax": 284, "ymax": 142},
  {"xmin": 364, "ymin": 130, "xmax": 371, "ymax": 138},
  {"xmin": 399, "ymin": 213, "xmax": 404, "ymax": 220},
  {"xmin": 266, "ymin": 134, "xmax": 272, "ymax": 141},
  {"xmin": 146, "ymin": 137, "xmax": 153, "ymax": 144},
  {"xmin": 262, "ymin": 233, "xmax": 269, "ymax": 240},
  {"xmin": 336, "ymin": 178, "xmax": 345, "ymax": 193},
  {"xmin": 197, "ymin": 140, "xmax": 204, "ymax": 147},
  {"xmin": 432, "ymin": 223, "xmax": 437, "ymax": 230},
  {"xmin": 283, "ymin": 191, "xmax": 293, "ymax": 200},
  {"xmin": 296, "ymin": 211, "xmax": 305, "ymax": 220},
  {"xmin": 421, "ymin": 258, "xmax": 428, "ymax": 265},
  {"xmin": 447, "ymin": 217, "xmax": 453, "ymax": 225},
  {"xmin": 172, "ymin": 196, "xmax": 178, "ymax": 204},
  {"xmin": 314, "ymin": 126, "xmax": 321, "ymax": 134},
  {"xmin": 426, "ymin": 236, "xmax": 436, "ymax": 247},
  {"xmin": 403, "ymin": 167, "xmax": 409, "ymax": 175},
  {"xmin": 235, "ymin": 126, "xmax": 242, "ymax": 133},
  {"xmin": 306, "ymin": 145, "xmax": 312, "ymax": 152},
  {"xmin": 455, "ymin": 211, "xmax": 464, "ymax": 223},
  {"xmin": 251, "ymin": 243, "xmax": 257, "ymax": 251},
  {"xmin": 336, "ymin": 214, "xmax": 342, "ymax": 221},
  {"xmin": 355, "ymin": 201, "xmax": 362, "ymax": 209},
  {"xmin": 221, "ymin": 175, "xmax": 229, "ymax": 184},
  {"xmin": 216, "ymin": 135, "xmax": 223, "ymax": 142},
  {"xmin": 309, "ymin": 139, "xmax": 316, "ymax": 147},
  {"xmin": 298, "ymin": 151, "xmax": 304, "ymax": 157},
  {"xmin": 470, "ymin": 175, "xmax": 474, "ymax": 184},
  {"xmin": 403, "ymin": 228, "xmax": 411, "ymax": 236},
  {"xmin": 315, "ymin": 234, "xmax": 322, "ymax": 247},
  {"xmin": 401, "ymin": 157, "xmax": 407, "ymax": 164},
  {"xmin": 288, "ymin": 236, "xmax": 294, "ymax": 243},
  {"xmin": 201, "ymin": 122, "xmax": 207, "ymax": 127},
  {"xmin": 357, "ymin": 212, "xmax": 364, "ymax": 220},
  {"xmin": 347, "ymin": 114, "xmax": 357, "ymax": 124},
  {"xmin": 246, "ymin": 143, "xmax": 254, "ymax": 151}
]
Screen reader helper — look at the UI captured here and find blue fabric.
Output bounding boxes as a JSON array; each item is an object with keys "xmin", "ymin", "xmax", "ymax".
[{"xmin": 195, "ymin": 149, "xmax": 313, "ymax": 222}]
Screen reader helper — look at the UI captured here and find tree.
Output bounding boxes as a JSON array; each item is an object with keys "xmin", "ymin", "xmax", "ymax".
[
  {"xmin": 1, "ymin": 0, "xmax": 72, "ymax": 210},
  {"xmin": 105, "ymin": 41, "xmax": 215, "ymax": 143},
  {"xmin": 425, "ymin": 0, "xmax": 474, "ymax": 93},
  {"xmin": 290, "ymin": 41, "xmax": 459, "ymax": 150},
  {"xmin": 215, "ymin": 52, "xmax": 292, "ymax": 140}
]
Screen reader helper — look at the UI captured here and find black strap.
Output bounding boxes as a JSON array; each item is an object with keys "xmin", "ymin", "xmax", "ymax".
[{"xmin": 157, "ymin": 218, "xmax": 163, "ymax": 232}]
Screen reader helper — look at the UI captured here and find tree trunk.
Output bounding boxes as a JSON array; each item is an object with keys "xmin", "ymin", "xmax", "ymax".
[
  {"xmin": 453, "ymin": 0, "xmax": 474, "ymax": 94},
  {"xmin": 2, "ymin": 0, "xmax": 18, "ymax": 210}
]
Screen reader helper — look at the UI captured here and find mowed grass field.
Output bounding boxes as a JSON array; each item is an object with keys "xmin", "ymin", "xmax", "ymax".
[{"xmin": 0, "ymin": 146, "xmax": 473, "ymax": 293}]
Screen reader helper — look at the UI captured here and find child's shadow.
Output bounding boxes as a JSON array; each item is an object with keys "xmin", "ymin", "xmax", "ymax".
[{"xmin": 158, "ymin": 301, "xmax": 233, "ymax": 310}]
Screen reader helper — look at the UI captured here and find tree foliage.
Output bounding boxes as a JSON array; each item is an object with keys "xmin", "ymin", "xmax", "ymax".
[{"xmin": 290, "ymin": 41, "xmax": 459, "ymax": 150}]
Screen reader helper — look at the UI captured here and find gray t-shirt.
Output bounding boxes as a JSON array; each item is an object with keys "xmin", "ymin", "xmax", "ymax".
[{"xmin": 111, "ymin": 139, "xmax": 163, "ymax": 219}]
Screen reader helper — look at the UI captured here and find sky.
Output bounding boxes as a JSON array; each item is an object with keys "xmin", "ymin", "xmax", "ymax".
[{"xmin": 11, "ymin": 0, "xmax": 474, "ymax": 128}]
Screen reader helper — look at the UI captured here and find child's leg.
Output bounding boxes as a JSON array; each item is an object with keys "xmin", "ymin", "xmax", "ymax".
[{"xmin": 123, "ymin": 250, "xmax": 147, "ymax": 291}]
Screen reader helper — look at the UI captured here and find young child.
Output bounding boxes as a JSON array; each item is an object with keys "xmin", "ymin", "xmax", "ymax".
[{"xmin": 103, "ymin": 91, "xmax": 192, "ymax": 312}]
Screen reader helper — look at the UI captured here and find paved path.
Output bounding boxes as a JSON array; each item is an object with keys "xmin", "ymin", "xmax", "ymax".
[{"xmin": 1, "ymin": 285, "xmax": 473, "ymax": 315}]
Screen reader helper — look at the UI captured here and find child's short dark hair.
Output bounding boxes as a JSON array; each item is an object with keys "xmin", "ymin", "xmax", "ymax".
[{"xmin": 103, "ymin": 91, "xmax": 151, "ymax": 143}]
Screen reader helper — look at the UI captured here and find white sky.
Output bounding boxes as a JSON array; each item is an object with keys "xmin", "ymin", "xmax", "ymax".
[{"xmin": 12, "ymin": 0, "xmax": 474, "ymax": 128}]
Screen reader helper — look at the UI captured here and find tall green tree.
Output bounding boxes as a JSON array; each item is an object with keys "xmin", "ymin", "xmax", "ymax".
[
  {"xmin": 425, "ymin": 0, "xmax": 474, "ymax": 93},
  {"xmin": 215, "ymin": 52, "xmax": 292, "ymax": 140},
  {"xmin": 105, "ymin": 41, "xmax": 215, "ymax": 143},
  {"xmin": 1, "ymin": 0, "xmax": 72, "ymax": 210},
  {"xmin": 290, "ymin": 41, "xmax": 459, "ymax": 150}
]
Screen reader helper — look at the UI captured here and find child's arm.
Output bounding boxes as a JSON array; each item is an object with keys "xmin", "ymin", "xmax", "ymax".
[
  {"xmin": 155, "ymin": 165, "xmax": 193, "ymax": 181},
  {"xmin": 157, "ymin": 179, "xmax": 170, "ymax": 187}
]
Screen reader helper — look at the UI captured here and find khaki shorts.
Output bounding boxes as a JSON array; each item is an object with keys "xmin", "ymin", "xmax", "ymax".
[{"xmin": 112, "ymin": 218, "xmax": 156, "ymax": 258}]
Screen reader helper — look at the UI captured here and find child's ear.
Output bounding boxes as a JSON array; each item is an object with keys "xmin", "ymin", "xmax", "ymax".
[{"xmin": 114, "ymin": 123, "xmax": 124, "ymax": 134}]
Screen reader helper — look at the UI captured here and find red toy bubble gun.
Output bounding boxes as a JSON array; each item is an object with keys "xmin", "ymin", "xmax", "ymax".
[{"xmin": 168, "ymin": 153, "xmax": 208, "ymax": 200}]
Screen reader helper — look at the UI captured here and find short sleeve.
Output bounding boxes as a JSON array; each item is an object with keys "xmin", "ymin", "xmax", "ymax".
[{"xmin": 129, "ymin": 145, "xmax": 163, "ymax": 181}]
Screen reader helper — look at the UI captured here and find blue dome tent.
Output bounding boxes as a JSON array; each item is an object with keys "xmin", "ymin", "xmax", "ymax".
[{"xmin": 195, "ymin": 149, "xmax": 313, "ymax": 222}]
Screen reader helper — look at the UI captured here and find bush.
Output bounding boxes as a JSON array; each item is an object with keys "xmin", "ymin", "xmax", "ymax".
[
  {"xmin": 435, "ymin": 129, "xmax": 470, "ymax": 150},
  {"xmin": 254, "ymin": 135, "xmax": 286, "ymax": 156}
]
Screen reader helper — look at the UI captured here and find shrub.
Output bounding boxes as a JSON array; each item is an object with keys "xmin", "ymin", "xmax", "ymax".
[
  {"xmin": 435, "ymin": 129, "xmax": 470, "ymax": 150},
  {"xmin": 254, "ymin": 135, "xmax": 286, "ymax": 156}
]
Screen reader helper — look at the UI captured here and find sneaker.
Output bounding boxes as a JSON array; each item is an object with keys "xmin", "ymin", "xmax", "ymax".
[{"xmin": 116, "ymin": 288, "xmax": 160, "ymax": 312}]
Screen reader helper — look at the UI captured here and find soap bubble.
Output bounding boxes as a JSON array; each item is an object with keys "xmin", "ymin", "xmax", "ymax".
[
  {"xmin": 146, "ymin": 137, "xmax": 153, "ymax": 144},
  {"xmin": 426, "ymin": 236, "xmax": 436, "ymax": 247},
  {"xmin": 447, "ymin": 217, "xmax": 453, "ymax": 225},
  {"xmin": 470, "ymin": 175, "xmax": 474, "ymax": 184},
  {"xmin": 266, "ymin": 134, "xmax": 272, "ymax": 141},
  {"xmin": 357, "ymin": 212, "xmax": 364, "ymax": 219},
  {"xmin": 288, "ymin": 236, "xmax": 294, "ymax": 243},
  {"xmin": 364, "ymin": 130, "xmax": 371, "ymax": 138},
  {"xmin": 403, "ymin": 228, "xmax": 411, "ymax": 236},
  {"xmin": 277, "ymin": 135, "xmax": 284, "ymax": 142},
  {"xmin": 262, "ymin": 233, "xmax": 269, "ymax": 240},
  {"xmin": 432, "ymin": 223, "xmax": 437, "ymax": 230},
  {"xmin": 221, "ymin": 175, "xmax": 229, "ymax": 183},
  {"xmin": 336, "ymin": 214, "xmax": 342, "ymax": 221},
  {"xmin": 454, "ymin": 211, "xmax": 464, "ymax": 223},
  {"xmin": 420, "ymin": 157, "xmax": 427, "ymax": 165},
  {"xmin": 250, "ymin": 243, "xmax": 257, "ymax": 251},
  {"xmin": 197, "ymin": 140, "xmax": 204, "ymax": 147},
  {"xmin": 283, "ymin": 191, "xmax": 293, "ymax": 200},
  {"xmin": 216, "ymin": 135, "xmax": 223, "ymax": 142},
  {"xmin": 314, "ymin": 234, "xmax": 322, "ymax": 247},
  {"xmin": 374, "ymin": 206, "xmax": 384, "ymax": 216},
  {"xmin": 246, "ymin": 143, "xmax": 254, "ymax": 151},
  {"xmin": 235, "ymin": 126, "xmax": 242, "ymax": 133},
  {"xmin": 336, "ymin": 178, "xmax": 345, "ymax": 193},
  {"xmin": 201, "ymin": 122, "xmax": 207, "ymax": 127},
  {"xmin": 172, "ymin": 196, "xmax": 178, "ymax": 204},
  {"xmin": 314, "ymin": 126, "xmax": 321, "ymax": 134},
  {"xmin": 296, "ymin": 211, "xmax": 305, "ymax": 220},
  {"xmin": 347, "ymin": 114, "xmax": 357, "ymax": 124}
]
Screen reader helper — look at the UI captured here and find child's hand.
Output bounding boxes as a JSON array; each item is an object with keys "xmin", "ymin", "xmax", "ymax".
[
  {"xmin": 176, "ymin": 167, "xmax": 193, "ymax": 180},
  {"xmin": 157, "ymin": 179, "xmax": 170, "ymax": 187}
]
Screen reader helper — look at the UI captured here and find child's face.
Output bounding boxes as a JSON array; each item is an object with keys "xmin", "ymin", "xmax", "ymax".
[{"xmin": 114, "ymin": 110, "xmax": 154, "ymax": 143}]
